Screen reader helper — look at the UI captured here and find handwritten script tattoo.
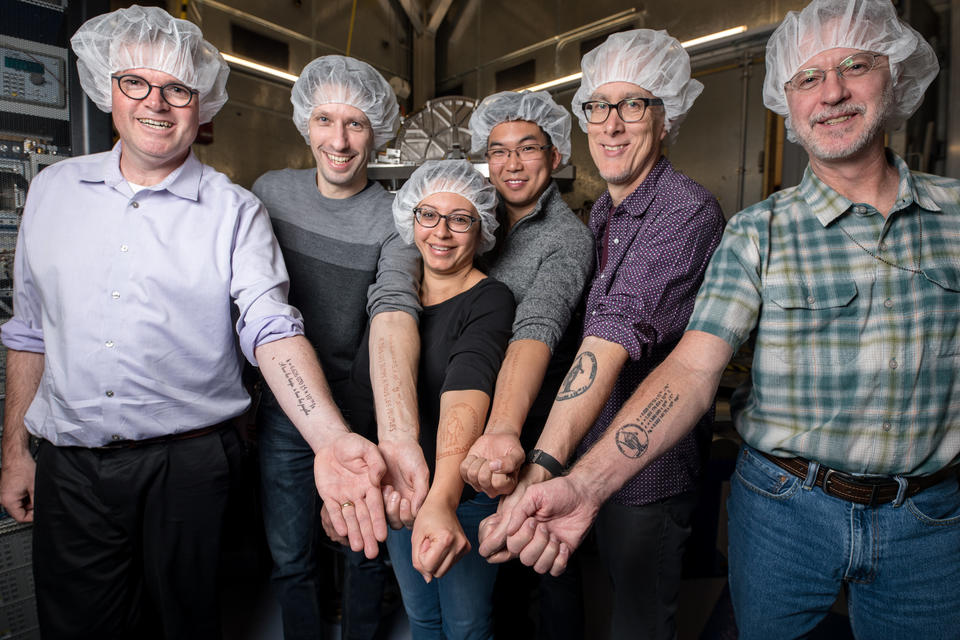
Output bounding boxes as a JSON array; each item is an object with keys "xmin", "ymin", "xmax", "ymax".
[
  {"xmin": 280, "ymin": 358, "xmax": 317, "ymax": 417},
  {"xmin": 487, "ymin": 352, "xmax": 521, "ymax": 427},
  {"xmin": 557, "ymin": 351, "xmax": 598, "ymax": 401},
  {"xmin": 615, "ymin": 384, "xmax": 679, "ymax": 459},
  {"xmin": 374, "ymin": 336, "xmax": 405, "ymax": 434},
  {"xmin": 437, "ymin": 403, "xmax": 481, "ymax": 459}
]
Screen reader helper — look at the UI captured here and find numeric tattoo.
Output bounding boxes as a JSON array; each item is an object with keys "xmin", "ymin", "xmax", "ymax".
[
  {"xmin": 374, "ymin": 336, "xmax": 404, "ymax": 434},
  {"xmin": 614, "ymin": 384, "xmax": 679, "ymax": 459},
  {"xmin": 557, "ymin": 351, "xmax": 598, "ymax": 401}
]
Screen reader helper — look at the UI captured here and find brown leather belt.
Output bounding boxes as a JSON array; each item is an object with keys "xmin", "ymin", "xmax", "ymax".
[
  {"xmin": 759, "ymin": 451, "xmax": 957, "ymax": 507},
  {"xmin": 97, "ymin": 420, "xmax": 234, "ymax": 449}
]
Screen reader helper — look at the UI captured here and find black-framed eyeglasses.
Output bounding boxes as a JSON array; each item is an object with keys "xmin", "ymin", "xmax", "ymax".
[
  {"xmin": 112, "ymin": 74, "xmax": 199, "ymax": 108},
  {"xmin": 785, "ymin": 52, "xmax": 886, "ymax": 92},
  {"xmin": 582, "ymin": 97, "xmax": 664, "ymax": 124},
  {"xmin": 485, "ymin": 143, "xmax": 552, "ymax": 164},
  {"xmin": 413, "ymin": 206, "xmax": 478, "ymax": 233}
]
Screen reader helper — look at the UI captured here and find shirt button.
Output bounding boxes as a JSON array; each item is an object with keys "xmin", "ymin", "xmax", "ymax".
[
  {"xmin": 889, "ymin": 358, "xmax": 898, "ymax": 370},
  {"xmin": 600, "ymin": 273, "xmax": 606, "ymax": 279},
  {"xmin": 612, "ymin": 238, "xmax": 619, "ymax": 245},
  {"xmin": 112, "ymin": 434, "xmax": 123, "ymax": 441},
  {"xmin": 120, "ymin": 244, "xmax": 129, "ymax": 252},
  {"xmin": 853, "ymin": 206, "xmax": 866, "ymax": 214},
  {"xmin": 882, "ymin": 422, "xmax": 892, "ymax": 432},
  {"xmin": 111, "ymin": 291, "xmax": 120, "ymax": 299},
  {"xmin": 806, "ymin": 295, "xmax": 815, "ymax": 304},
  {"xmin": 105, "ymin": 390, "xmax": 114, "ymax": 397},
  {"xmin": 591, "ymin": 311, "xmax": 597, "ymax": 316},
  {"xmin": 879, "ymin": 241, "xmax": 888, "ymax": 251},
  {"xmin": 105, "ymin": 340, "xmax": 114, "ymax": 348},
  {"xmin": 884, "ymin": 298, "xmax": 893, "ymax": 308},
  {"xmin": 131, "ymin": 201, "xmax": 139, "ymax": 209}
]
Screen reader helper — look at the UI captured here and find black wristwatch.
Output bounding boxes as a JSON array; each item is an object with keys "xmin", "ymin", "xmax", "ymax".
[{"xmin": 526, "ymin": 448, "xmax": 565, "ymax": 477}]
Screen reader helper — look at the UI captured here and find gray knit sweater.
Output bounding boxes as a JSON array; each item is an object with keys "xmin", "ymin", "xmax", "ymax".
[
  {"xmin": 252, "ymin": 169, "xmax": 420, "ymax": 399},
  {"xmin": 482, "ymin": 181, "xmax": 595, "ymax": 353}
]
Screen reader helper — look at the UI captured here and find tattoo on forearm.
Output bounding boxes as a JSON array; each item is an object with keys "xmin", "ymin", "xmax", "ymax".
[
  {"xmin": 374, "ymin": 336, "xmax": 404, "ymax": 434},
  {"xmin": 556, "ymin": 351, "xmax": 598, "ymax": 401},
  {"xmin": 488, "ymin": 353, "xmax": 520, "ymax": 425},
  {"xmin": 615, "ymin": 384, "xmax": 679, "ymax": 459},
  {"xmin": 437, "ymin": 403, "xmax": 481, "ymax": 459},
  {"xmin": 279, "ymin": 358, "xmax": 317, "ymax": 416}
]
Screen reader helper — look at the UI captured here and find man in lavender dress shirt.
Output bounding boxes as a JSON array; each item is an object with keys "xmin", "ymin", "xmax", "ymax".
[
  {"xmin": 0, "ymin": 8, "xmax": 388, "ymax": 639},
  {"xmin": 479, "ymin": 29, "xmax": 725, "ymax": 640}
]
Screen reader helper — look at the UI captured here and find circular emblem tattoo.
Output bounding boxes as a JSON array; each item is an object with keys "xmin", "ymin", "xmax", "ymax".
[
  {"xmin": 557, "ymin": 351, "xmax": 599, "ymax": 401},
  {"xmin": 615, "ymin": 424, "xmax": 649, "ymax": 459}
]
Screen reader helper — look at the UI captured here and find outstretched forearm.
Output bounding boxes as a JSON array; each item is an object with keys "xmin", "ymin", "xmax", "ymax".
[
  {"xmin": 533, "ymin": 336, "xmax": 629, "ymax": 465},
  {"xmin": 566, "ymin": 331, "xmax": 732, "ymax": 506},
  {"xmin": 485, "ymin": 339, "xmax": 551, "ymax": 437},
  {"xmin": 370, "ymin": 311, "xmax": 421, "ymax": 443},
  {"xmin": 432, "ymin": 389, "xmax": 491, "ymax": 503},
  {"xmin": 256, "ymin": 335, "xmax": 350, "ymax": 451}
]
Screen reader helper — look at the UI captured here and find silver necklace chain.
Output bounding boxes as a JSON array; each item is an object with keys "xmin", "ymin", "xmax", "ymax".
[{"xmin": 837, "ymin": 214, "xmax": 923, "ymax": 275}]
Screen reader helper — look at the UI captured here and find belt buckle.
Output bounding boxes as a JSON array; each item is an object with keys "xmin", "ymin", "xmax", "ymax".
[
  {"xmin": 821, "ymin": 468, "xmax": 839, "ymax": 498},
  {"xmin": 821, "ymin": 468, "xmax": 882, "ymax": 506}
]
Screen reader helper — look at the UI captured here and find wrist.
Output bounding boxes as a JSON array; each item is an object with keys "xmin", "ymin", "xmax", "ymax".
[
  {"xmin": 424, "ymin": 487, "xmax": 460, "ymax": 511},
  {"xmin": 526, "ymin": 448, "xmax": 564, "ymax": 478},
  {"xmin": 378, "ymin": 429, "xmax": 418, "ymax": 444},
  {"xmin": 565, "ymin": 464, "xmax": 607, "ymax": 511},
  {"xmin": 485, "ymin": 419, "xmax": 522, "ymax": 437},
  {"xmin": 519, "ymin": 461, "xmax": 553, "ymax": 485}
]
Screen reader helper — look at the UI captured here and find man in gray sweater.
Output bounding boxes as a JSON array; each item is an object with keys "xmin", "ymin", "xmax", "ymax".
[
  {"xmin": 460, "ymin": 90, "xmax": 595, "ymax": 639},
  {"xmin": 253, "ymin": 56, "xmax": 424, "ymax": 640}
]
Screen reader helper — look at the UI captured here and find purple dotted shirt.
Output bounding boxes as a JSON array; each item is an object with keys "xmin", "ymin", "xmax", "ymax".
[{"xmin": 577, "ymin": 156, "xmax": 725, "ymax": 506}]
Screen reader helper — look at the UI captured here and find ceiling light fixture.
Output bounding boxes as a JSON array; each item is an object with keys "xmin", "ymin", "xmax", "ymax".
[
  {"xmin": 221, "ymin": 53, "xmax": 298, "ymax": 83},
  {"xmin": 519, "ymin": 25, "xmax": 748, "ymax": 92}
]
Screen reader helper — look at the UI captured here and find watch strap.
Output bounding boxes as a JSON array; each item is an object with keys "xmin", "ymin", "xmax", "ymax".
[{"xmin": 526, "ymin": 448, "xmax": 564, "ymax": 477}]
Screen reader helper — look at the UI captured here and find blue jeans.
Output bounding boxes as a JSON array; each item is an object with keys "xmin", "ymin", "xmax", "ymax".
[
  {"xmin": 385, "ymin": 494, "xmax": 499, "ymax": 640},
  {"xmin": 259, "ymin": 396, "xmax": 386, "ymax": 640},
  {"xmin": 728, "ymin": 445, "xmax": 960, "ymax": 640}
]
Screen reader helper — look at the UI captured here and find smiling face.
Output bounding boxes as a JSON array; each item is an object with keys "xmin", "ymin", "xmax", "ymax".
[
  {"xmin": 786, "ymin": 47, "xmax": 893, "ymax": 163},
  {"xmin": 307, "ymin": 102, "xmax": 374, "ymax": 198},
  {"xmin": 486, "ymin": 120, "xmax": 561, "ymax": 221},
  {"xmin": 111, "ymin": 67, "xmax": 200, "ymax": 183},
  {"xmin": 413, "ymin": 191, "xmax": 481, "ymax": 278},
  {"xmin": 586, "ymin": 81, "xmax": 666, "ymax": 205}
]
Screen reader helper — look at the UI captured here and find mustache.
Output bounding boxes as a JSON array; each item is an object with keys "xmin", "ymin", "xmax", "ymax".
[{"xmin": 808, "ymin": 104, "xmax": 866, "ymax": 125}]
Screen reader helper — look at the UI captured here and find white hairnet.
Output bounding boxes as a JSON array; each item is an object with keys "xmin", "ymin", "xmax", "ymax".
[
  {"xmin": 764, "ymin": 0, "xmax": 939, "ymax": 141},
  {"xmin": 71, "ymin": 5, "xmax": 229, "ymax": 124},
  {"xmin": 571, "ymin": 29, "xmax": 703, "ymax": 143},
  {"xmin": 392, "ymin": 160, "xmax": 499, "ymax": 255},
  {"xmin": 291, "ymin": 56, "xmax": 400, "ymax": 150},
  {"xmin": 468, "ymin": 90, "xmax": 572, "ymax": 163}
]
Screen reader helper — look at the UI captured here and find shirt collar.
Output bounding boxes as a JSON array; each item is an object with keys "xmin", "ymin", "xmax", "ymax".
[
  {"xmin": 78, "ymin": 141, "xmax": 202, "ymax": 201},
  {"xmin": 597, "ymin": 155, "xmax": 669, "ymax": 218},
  {"xmin": 591, "ymin": 155, "xmax": 668, "ymax": 235},
  {"xmin": 801, "ymin": 150, "xmax": 941, "ymax": 227}
]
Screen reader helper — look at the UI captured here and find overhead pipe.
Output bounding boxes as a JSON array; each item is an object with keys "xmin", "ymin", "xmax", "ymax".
[{"xmin": 438, "ymin": 8, "xmax": 640, "ymax": 86}]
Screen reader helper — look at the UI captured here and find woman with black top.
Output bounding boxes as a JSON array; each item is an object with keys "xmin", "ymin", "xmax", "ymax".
[{"xmin": 351, "ymin": 160, "xmax": 515, "ymax": 639}]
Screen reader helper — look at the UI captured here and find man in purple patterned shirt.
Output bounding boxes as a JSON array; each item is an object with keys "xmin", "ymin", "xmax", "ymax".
[{"xmin": 478, "ymin": 29, "xmax": 725, "ymax": 639}]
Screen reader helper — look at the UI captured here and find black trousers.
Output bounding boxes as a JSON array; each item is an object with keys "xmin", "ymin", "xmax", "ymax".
[
  {"xmin": 33, "ymin": 428, "xmax": 242, "ymax": 640},
  {"xmin": 594, "ymin": 490, "xmax": 699, "ymax": 640}
]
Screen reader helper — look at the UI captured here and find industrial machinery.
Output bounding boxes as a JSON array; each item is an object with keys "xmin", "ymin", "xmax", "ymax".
[
  {"xmin": 0, "ymin": 1, "xmax": 99, "ymax": 637},
  {"xmin": 369, "ymin": 94, "xmax": 574, "ymax": 185}
]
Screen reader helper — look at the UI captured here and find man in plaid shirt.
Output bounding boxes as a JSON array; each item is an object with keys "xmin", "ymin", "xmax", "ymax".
[{"xmin": 491, "ymin": 1, "xmax": 960, "ymax": 637}]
